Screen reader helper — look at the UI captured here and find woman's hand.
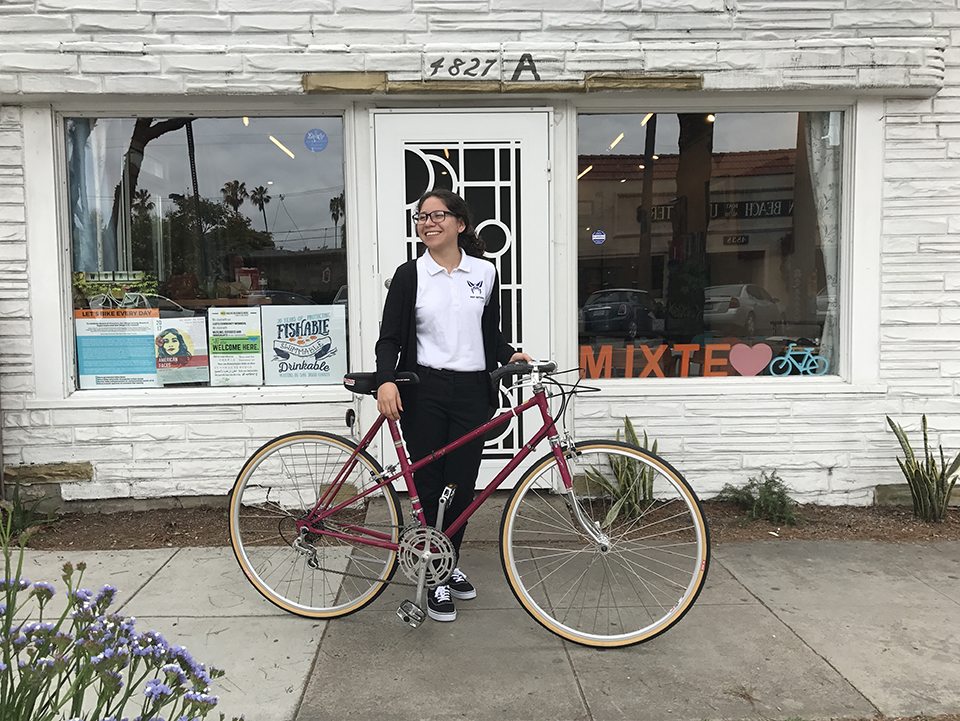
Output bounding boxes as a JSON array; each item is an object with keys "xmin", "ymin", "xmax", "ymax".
[
  {"xmin": 509, "ymin": 352, "xmax": 534, "ymax": 364},
  {"xmin": 376, "ymin": 381, "xmax": 403, "ymax": 420}
]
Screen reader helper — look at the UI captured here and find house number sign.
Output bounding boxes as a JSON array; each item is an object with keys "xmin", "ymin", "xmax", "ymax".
[{"xmin": 421, "ymin": 53, "xmax": 542, "ymax": 82}]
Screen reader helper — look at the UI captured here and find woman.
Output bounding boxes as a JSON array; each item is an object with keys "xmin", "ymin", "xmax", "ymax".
[
  {"xmin": 375, "ymin": 189, "xmax": 531, "ymax": 622},
  {"xmin": 156, "ymin": 328, "xmax": 191, "ymax": 366}
]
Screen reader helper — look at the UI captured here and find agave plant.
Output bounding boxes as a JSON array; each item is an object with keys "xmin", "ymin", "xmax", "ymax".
[
  {"xmin": 886, "ymin": 415, "xmax": 960, "ymax": 522},
  {"xmin": 584, "ymin": 417, "xmax": 658, "ymax": 528}
]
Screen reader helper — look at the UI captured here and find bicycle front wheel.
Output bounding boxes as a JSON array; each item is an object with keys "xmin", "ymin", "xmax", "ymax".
[
  {"xmin": 229, "ymin": 431, "xmax": 402, "ymax": 619},
  {"xmin": 501, "ymin": 441, "xmax": 709, "ymax": 648}
]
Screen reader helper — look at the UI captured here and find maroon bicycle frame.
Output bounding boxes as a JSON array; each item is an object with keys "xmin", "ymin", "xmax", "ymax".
[{"xmin": 297, "ymin": 383, "xmax": 574, "ymax": 551}]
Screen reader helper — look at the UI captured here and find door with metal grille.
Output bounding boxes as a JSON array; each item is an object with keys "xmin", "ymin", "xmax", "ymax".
[{"xmin": 372, "ymin": 109, "xmax": 552, "ymax": 487}]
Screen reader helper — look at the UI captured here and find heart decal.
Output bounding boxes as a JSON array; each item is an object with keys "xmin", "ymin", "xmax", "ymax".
[{"xmin": 729, "ymin": 343, "xmax": 773, "ymax": 376}]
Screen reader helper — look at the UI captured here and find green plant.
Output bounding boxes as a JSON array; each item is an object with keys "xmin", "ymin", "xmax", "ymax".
[
  {"xmin": 71, "ymin": 272, "xmax": 158, "ymax": 310},
  {"xmin": 886, "ymin": 414, "xmax": 960, "ymax": 522},
  {"xmin": 715, "ymin": 470, "xmax": 799, "ymax": 526},
  {"xmin": 1, "ymin": 478, "xmax": 56, "ymax": 543},
  {"xmin": 0, "ymin": 500, "xmax": 235, "ymax": 721},
  {"xmin": 585, "ymin": 417, "xmax": 658, "ymax": 528}
]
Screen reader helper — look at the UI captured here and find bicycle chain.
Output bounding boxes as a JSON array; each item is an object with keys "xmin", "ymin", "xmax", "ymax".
[{"xmin": 300, "ymin": 522, "xmax": 418, "ymax": 588}]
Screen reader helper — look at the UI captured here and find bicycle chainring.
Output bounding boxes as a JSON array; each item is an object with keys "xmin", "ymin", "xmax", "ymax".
[{"xmin": 397, "ymin": 526, "xmax": 456, "ymax": 587}]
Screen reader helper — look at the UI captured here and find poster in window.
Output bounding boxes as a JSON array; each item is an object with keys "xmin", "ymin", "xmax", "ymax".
[
  {"xmin": 208, "ymin": 308, "xmax": 263, "ymax": 386},
  {"xmin": 155, "ymin": 317, "xmax": 210, "ymax": 385},
  {"xmin": 74, "ymin": 308, "xmax": 160, "ymax": 389},
  {"xmin": 260, "ymin": 305, "xmax": 346, "ymax": 385}
]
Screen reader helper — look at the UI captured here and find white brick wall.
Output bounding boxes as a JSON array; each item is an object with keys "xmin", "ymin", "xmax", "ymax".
[{"xmin": 0, "ymin": 3, "xmax": 958, "ymax": 503}]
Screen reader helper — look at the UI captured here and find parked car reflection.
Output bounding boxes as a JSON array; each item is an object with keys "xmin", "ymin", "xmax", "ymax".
[
  {"xmin": 245, "ymin": 290, "xmax": 317, "ymax": 306},
  {"xmin": 580, "ymin": 288, "xmax": 657, "ymax": 340},
  {"xmin": 704, "ymin": 283, "xmax": 783, "ymax": 336}
]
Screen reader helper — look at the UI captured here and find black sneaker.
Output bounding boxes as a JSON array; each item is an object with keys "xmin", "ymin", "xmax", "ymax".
[
  {"xmin": 427, "ymin": 585, "xmax": 456, "ymax": 622},
  {"xmin": 448, "ymin": 567, "xmax": 477, "ymax": 600}
]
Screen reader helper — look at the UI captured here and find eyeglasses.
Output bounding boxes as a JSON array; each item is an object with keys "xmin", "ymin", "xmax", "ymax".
[{"xmin": 412, "ymin": 210, "xmax": 457, "ymax": 224}]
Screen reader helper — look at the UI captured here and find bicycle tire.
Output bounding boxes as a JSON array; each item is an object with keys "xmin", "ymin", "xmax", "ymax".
[
  {"xmin": 768, "ymin": 357, "xmax": 791, "ymax": 376},
  {"xmin": 500, "ymin": 440, "xmax": 710, "ymax": 648},
  {"xmin": 229, "ymin": 431, "xmax": 402, "ymax": 619}
]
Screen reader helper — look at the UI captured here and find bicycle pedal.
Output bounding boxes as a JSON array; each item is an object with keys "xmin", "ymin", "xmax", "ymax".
[{"xmin": 396, "ymin": 600, "xmax": 426, "ymax": 628}]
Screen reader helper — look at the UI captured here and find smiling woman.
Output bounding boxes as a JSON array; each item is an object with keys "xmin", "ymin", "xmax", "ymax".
[
  {"xmin": 64, "ymin": 115, "xmax": 349, "ymax": 390},
  {"xmin": 577, "ymin": 111, "xmax": 841, "ymax": 380}
]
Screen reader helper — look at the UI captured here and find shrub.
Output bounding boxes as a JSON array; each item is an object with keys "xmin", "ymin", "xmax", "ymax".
[
  {"xmin": 0, "ymin": 501, "xmax": 233, "ymax": 721},
  {"xmin": 715, "ymin": 470, "xmax": 799, "ymax": 526},
  {"xmin": 886, "ymin": 415, "xmax": 959, "ymax": 523}
]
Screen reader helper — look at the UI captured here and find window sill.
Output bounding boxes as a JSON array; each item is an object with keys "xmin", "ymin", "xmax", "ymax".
[
  {"xmin": 577, "ymin": 376, "xmax": 887, "ymax": 397},
  {"xmin": 26, "ymin": 385, "xmax": 354, "ymax": 409}
]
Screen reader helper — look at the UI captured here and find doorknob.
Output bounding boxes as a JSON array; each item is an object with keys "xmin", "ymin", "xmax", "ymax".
[{"xmin": 384, "ymin": 278, "xmax": 391, "ymax": 289}]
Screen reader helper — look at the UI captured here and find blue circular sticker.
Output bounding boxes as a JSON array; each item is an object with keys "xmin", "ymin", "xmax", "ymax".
[{"xmin": 304, "ymin": 129, "xmax": 328, "ymax": 152}]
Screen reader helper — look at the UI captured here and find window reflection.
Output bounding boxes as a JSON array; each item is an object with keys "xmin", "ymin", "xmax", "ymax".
[
  {"xmin": 66, "ymin": 116, "xmax": 348, "ymax": 388},
  {"xmin": 577, "ymin": 112, "xmax": 840, "ymax": 379}
]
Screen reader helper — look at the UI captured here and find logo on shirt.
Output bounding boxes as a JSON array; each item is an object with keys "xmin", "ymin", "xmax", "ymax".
[{"xmin": 467, "ymin": 280, "xmax": 484, "ymax": 299}]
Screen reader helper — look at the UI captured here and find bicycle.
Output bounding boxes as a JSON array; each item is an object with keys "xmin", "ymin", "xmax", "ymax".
[
  {"xmin": 228, "ymin": 361, "xmax": 710, "ymax": 648},
  {"xmin": 769, "ymin": 342, "xmax": 829, "ymax": 376}
]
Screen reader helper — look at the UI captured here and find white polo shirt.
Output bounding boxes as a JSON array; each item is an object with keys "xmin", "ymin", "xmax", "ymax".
[{"xmin": 415, "ymin": 249, "xmax": 495, "ymax": 371}]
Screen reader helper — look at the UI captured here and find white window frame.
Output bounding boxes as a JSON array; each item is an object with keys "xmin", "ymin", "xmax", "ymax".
[
  {"xmin": 561, "ymin": 95, "xmax": 884, "ymax": 397},
  {"xmin": 24, "ymin": 98, "xmax": 359, "ymax": 407}
]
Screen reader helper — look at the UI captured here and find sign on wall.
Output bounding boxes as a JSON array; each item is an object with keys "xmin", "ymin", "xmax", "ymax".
[
  {"xmin": 208, "ymin": 308, "xmax": 263, "ymax": 387},
  {"xmin": 75, "ymin": 308, "xmax": 160, "ymax": 389},
  {"xmin": 260, "ymin": 305, "xmax": 345, "ymax": 385},
  {"xmin": 155, "ymin": 317, "xmax": 210, "ymax": 385}
]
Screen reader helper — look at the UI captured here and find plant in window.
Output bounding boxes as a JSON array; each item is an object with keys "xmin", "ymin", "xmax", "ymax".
[
  {"xmin": 71, "ymin": 273, "xmax": 159, "ymax": 311},
  {"xmin": 585, "ymin": 417, "xmax": 658, "ymax": 528},
  {"xmin": 886, "ymin": 415, "xmax": 959, "ymax": 522}
]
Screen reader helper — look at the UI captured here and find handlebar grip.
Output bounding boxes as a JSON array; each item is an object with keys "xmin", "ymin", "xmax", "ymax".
[{"xmin": 490, "ymin": 361, "xmax": 557, "ymax": 384}]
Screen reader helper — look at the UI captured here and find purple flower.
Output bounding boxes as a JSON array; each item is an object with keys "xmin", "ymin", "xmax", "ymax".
[
  {"xmin": 95, "ymin": 585, "xmax": 118, "ymax": 608},
  {"xmin": 161, "ymin": 663, "xmax": 188, "ymax": 686},
  {"xmin": 70, "ymin": 588, "xmax": 94, "ymax": 605},
  {"xmin": 30, "ymin": 581, "xmax": 56, "ymax": 602},
  {"xmin": 0, "ymin": 661, "xmax": 7, "ymax": 672},
  {"xmin": 0, "ymin": 577, "xmax": 30, "ymax": 591},
  {"xmin": 144, "ymin": 678, "xmax": 174, "ymax": 700}
]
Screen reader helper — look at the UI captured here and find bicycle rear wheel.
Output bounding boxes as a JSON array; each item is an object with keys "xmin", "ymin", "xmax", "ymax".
[
  {"xmin": 229, "ymin": 431, "xmax": 402, "ymax": 618},
  {"xmin": 501, "ymin": 440, "xmax": 709, "ymax": 648}
]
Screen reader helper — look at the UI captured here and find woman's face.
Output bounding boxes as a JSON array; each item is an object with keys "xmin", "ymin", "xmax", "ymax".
[
  {"xmin": 416, "ymin": 195, "xmax": 465, "ymax": 255},
  {"xmin": 161, "ymin": 333, "xmax": 181, "ymax": 355}
]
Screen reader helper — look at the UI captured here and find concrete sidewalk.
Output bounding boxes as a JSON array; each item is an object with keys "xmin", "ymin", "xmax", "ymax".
[{"xmin": 18, "ymin": 500, "xmax": 960, "ymax": 721}]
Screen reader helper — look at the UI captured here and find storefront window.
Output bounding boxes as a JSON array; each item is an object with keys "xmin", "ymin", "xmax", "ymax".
[
  {"xmin": 577, "ymin": 111, "xmax": 841, "ymax": 380},
  {"xmin": 65, "ymin": 116, "xmax": 348, "ymax": 389}
]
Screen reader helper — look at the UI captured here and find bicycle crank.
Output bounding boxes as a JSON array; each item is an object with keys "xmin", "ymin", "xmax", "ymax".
[{"xmin": 397, "ymin": 526, "xmax": 456, "ymax": 586}]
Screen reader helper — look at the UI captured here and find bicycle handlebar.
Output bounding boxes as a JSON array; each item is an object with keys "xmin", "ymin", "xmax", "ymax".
[{"xmin": 490, "ymin": 361, "xmax": 557, "ymax": 385}]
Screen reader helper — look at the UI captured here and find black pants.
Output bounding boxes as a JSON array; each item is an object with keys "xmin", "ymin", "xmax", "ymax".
[{"xmin": 400, "ymin": 365, "xmax": 489, "ymax": 556}]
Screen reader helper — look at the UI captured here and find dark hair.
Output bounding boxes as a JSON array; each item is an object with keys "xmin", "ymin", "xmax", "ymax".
[
  {"xmin": 417, "ymin": 189, "xmax": 485, "ymax": 258},
  {"xmin": 157, "ymin": 328, "xmax": 190, "ymax": 357}
]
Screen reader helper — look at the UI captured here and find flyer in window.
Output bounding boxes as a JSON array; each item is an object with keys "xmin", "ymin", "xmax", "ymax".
[
  {"xmin": 74, "ymin": 308, "xmax": 160, "ymax": 389},
  {"xmin": 155, "ymin": 317, "xmax": 210, "ymax": 385},
  {"xmin": 260, "ymin": 304, "xmax": 346, "ymax": 385},
  {"xmin": 208, "ymin": 307, "xmax": 263, "ymax": 386}
]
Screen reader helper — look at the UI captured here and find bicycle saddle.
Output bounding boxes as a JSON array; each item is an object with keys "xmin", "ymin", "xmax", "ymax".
[{"xmin": 342, "ymin": 371, "xmax": 419, "ymax": 396}]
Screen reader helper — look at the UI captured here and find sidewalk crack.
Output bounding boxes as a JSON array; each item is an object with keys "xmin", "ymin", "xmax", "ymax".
[
  {"xmin": 116, "ymin": 547, "xmax": 183, "ymax": 614},
  {"xmin": 713, "ymin": 555, "xmax": 882, "ymax": 717}
]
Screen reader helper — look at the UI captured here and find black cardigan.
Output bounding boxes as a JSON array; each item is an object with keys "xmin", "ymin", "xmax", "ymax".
[{"xmin": 374, "ymin": 258, "xmax": 516, "ymax": 391}]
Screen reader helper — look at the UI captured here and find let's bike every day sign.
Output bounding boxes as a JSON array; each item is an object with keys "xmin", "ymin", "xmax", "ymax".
[{"xmin": 580, "ymin": 341, "xmax": 829, "ymax": 379}]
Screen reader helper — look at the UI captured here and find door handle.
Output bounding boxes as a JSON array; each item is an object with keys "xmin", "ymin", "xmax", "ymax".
[{"xmin": 384, "ymin": 278, "xmax": 391, "ymax": 289}]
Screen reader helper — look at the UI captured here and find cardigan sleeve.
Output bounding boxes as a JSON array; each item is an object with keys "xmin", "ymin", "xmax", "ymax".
[
  {"xmin": 374, "ymin": 263, "xmax": 411, "ymax": 389},
  {"xmin": 484, "ymin": 269, "xmax": 517, "ymax": 367}
]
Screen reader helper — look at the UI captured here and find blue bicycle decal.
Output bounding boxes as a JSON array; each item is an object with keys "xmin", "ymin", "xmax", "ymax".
[{"xmin": 768, "ymin": 343, "xmax": 829, "ymax": 376}]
